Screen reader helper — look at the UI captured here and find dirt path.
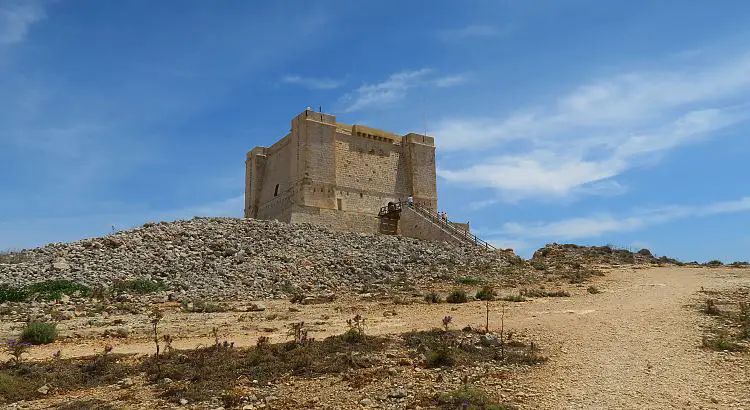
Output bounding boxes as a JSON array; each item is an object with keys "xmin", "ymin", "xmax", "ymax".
[{"xmin": 513, "ymin": 267, "xmax": 750, "ymax": 409}]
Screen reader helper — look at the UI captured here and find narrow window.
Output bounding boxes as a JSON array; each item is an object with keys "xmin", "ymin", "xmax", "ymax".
[
  {"xmin": 337, "ymin": 198, "xmax": 343, "ymax": 210},
  {"xmin": 274, "ymin": 184, "xmax": 279, "ymax": 196}
]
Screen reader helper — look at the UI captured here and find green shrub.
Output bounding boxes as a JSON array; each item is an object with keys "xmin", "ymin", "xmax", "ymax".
[
  {"xmin": 426, "ymin": 345, "xmax": 454, "ymax": 368},
  {"xmin": 446, "ymin": 289, "xmax": 468, "ymax": 304},
  {"xmin": 587, "ymin": 286, "xmax": 601, "ymax": 294},
  {"xmin": 706, "ymin": 260, "xmax": 724, "ymax": 267},
  {"xmin": 475, "ymin": 285, "xmax": 496, "ymax": 301},
  {"xmin": 20, "ymin": 322, "xmax": 58, "ymax": 345},
  {"xmin": 455, "ymin": 276, "xmax": 482, "ymax": 285},
  {"xmin": 424, "ymin": 291, "xmax": 442, "ymax": 304},
  {"xmin": 0, "ymin": 284, "xmax": 28, "ymax": 303},
  {"xmin": 26, "ymin": 280, "xmax": 91, "ymax": 300},
  {"xmin": 702, "ymin": 333, "xmax": 744, "ymax": 351},
  {"xmin": 112, "ymin": 279, "xmax": 167, "ymax": 294}
]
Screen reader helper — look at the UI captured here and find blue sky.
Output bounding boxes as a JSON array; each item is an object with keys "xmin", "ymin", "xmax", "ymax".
[{"xmin": 1, "ymin": 0, "xmax": 749, "ymax": 262}]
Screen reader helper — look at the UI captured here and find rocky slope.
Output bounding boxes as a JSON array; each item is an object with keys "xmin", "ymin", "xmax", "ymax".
[
  {"xmin": 0, "ymin": 217, "xmax": 523, "ymax": 299},
  {"xmin": 531, "ymin": 243, "xmax": 679, "ymax": 267}
]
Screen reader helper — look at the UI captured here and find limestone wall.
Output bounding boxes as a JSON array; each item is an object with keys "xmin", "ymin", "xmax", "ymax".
[
  {"xmin": 289, "ymin": 205, "xmax": 379, "ymax": 234},
  {"xmin": 399, "ymin": 206, "xmax": 464, "ymax": 245}
]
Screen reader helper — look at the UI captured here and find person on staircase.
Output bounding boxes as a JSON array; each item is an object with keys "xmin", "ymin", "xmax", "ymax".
[{"xmin": 407, "ymin": 195, "xmax": 414, "ymax": 206}]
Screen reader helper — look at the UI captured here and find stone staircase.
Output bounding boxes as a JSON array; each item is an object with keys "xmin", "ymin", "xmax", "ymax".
[{"xmin": 378, "ymin": 201, "xmax": 495, "ymax": 250}]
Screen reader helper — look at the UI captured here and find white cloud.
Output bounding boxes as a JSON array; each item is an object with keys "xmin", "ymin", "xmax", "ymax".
[
  {"xmin": 437, "ymin": 54, "xmax": 750, "ymax": 200},
  {"xmin": 501, "ymin": 196, "xmax": 750, "ymax": 240},
  {"xmin": 0, "ymin": 1, "xmax": 44, "ymax": 45},
  {"xmin": 341, "ymin": 69, "xmax": 431, "ymax": 112},
  {"xmin": 435, "ymin": 75, "xmax": 468, "ymax": 88},
  {"xmin": 282, "ymin": 75, "xmax": 344, "ymax": 90}
]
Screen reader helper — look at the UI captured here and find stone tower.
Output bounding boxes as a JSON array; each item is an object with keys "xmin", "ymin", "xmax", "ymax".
[{"xmin": 244, "ymin": 109, "xmax": 438, "ymax": 234}]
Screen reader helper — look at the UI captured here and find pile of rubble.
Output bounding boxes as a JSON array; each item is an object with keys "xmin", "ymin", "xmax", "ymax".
[{"xmin": 0, "ymin": 217, "xmax": 523, "ymax": 299}]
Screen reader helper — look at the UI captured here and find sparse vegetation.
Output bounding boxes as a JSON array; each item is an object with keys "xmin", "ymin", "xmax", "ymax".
[
  {"xmin": 705, "ymin": 260, "xmax": 724, "ymax": 267},
  {"xmin": 702, "ymin": 332, "xmax": 744, "ymax": 351},
  {"xmin": 342, "ymin": 314, "xmax": 366, "ymax": 343},
  {"xmin": 520, "ymin": 288, "xmax": 570, "ymax": 298},
  {"xmin": 499, "ymin": 294, "xmax": 526, "ymax": 302},
  {"xmin": 698, "ymin": 288, "xmax": 749, "ymax": 352},
  {"xmin": 0, "ymin": 280, "xmax": 91, "ymax": 303},
  {"xmin": 587, "ymin": 286, "xmax": 601, "ymax": 294},
  {"xmin": 436, "ymin": 385, "xmax": 517, "ymax": 410},
  {"xmin": 475, "ymin": 285, "xmax": 497, "ymax": 301},
  {"xmin": 180, "ymin": 299, "xmax": 228, "ymax": 313},
  {"xmin": 446, "ymin": 289, "xmax": 469, "ymax": 304},
  {"xmin": 424, "ymin": 290, "xmax": 442, "ymax": 304},
  {"xmin": 0, "ymin": 285, "xmax": 27, "ymax": 303},
  {"xmin": 2, "ymin": 340, "xmax": 31, "ymax": 364},
  {"xmin": 456, "ymin": 276, "xmax": 483, "ymax": 285},
  {"xmin": 703, "ymin": 299, "xmax": 720, "ymax": 315},
  {"xmin": 20, "ymin": 322, "xmax": 58, "ymax": 345}
]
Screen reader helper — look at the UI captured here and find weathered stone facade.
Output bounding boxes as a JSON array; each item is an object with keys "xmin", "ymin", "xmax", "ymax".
[{"xmin": 245, "ymin": 110, "xmax": 437, "ymax": 234}]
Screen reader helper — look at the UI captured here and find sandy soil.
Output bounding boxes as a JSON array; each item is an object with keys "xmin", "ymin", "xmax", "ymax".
[{"xmin": 4, "ymin": 266, "xmax": 749, "ymax": 409}]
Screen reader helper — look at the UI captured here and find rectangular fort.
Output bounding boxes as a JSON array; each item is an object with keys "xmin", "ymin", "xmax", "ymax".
[{"xmin": 244, "ymin": 109, "xmax": 438, "ymax": 234}]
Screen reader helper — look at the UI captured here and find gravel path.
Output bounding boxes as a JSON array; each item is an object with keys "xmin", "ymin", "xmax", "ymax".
[{"xmin": 514, "ymin": 267, "xmax": 750, "ymax": 409}]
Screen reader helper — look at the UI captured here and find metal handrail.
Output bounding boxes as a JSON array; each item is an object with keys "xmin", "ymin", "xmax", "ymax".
[{"xmin": 380, "ymin": 201, "xmax": 495, "ymax": 250}]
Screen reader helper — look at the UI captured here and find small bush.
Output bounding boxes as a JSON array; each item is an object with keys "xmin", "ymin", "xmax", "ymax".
[
  {"xmin": 587, "ymin": 286, "xmax": 601, "ymax": 294},
  {"xmin": 111, "ymin": 279, "xmax": 167, "ymax": 294},
  {"xmin": 703, "ymin": 299, "xmax": 720, "ymax": 315},
  {"xmin": 424, "ymin": 291, "xmax": 442, "ymax": 304},
  {"xmin": 702, "ymin": 333, "xmax": 744, "ymax": 351},
  {"xmin": 446, "ymin": 289, "xmax": 468, "ymax": 304},
  {"xmin": 426, "ymin": 345, "xmax": 454, "ymax": 368},
  {"xmin": 520, "ymin": 288, "xmax": 570, "ymax": 298},
  {"xmin": 20, "ymin": 322, "xmax": 58, "ymax": 345},
  {"xmin": 475, "ymin": 285, "xmax": 496, "ymax": 301},
  {"xmin": 0, "ymin": 284, "xmax": 28, "ymax": 303},
  {"xmin": 706, "ymin": 260, "xmax": 724, "ymax": 267},
  {"xmin": 0, "ymin": 373, "xmax": 35, "ymax": 403},
  {"xmin": 455, "ymin": 276, "xmax": 483, "ymax": 285},
  {"xmin": 499, "ymin": 294, "xmax": 526, "ymax": 302},
  {"xmin": 26, "ymin": 280, "xmax": 91, "ymax": 300}
]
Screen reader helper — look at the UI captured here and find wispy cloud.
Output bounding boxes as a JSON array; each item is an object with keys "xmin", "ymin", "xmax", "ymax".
[
  {"xmin": 0, "ymin": 0, "xmax": 44, "ymax": 46},
  {"xmin": 437, "ymin": 24, "xmax": 508, "ymax": 42},
  {"xmin": 500, "ymin": 196, "xmax": 750, "ymax": 240},
  {"xmin": 341, "ymin": 69, "xmax": 432, "ymax": 112},
  {"xmin": 282, "ymin": 75, "xmax": 344, "ymax": 90},
  {"xmin": 435, "ymin": 75, "xmax": 468, "ymax": 88},
  {"xmin": 340, "ymin": 69, "xmax": 468, "ymax": 112},
  {"xmin": 437, "ymin": 54, "xmax": 750, "ymax": 201}
]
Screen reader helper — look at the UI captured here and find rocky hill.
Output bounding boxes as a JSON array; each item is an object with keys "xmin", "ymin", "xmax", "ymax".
[
  {"xmin": 531, "ymin": 243, "xmax": 680, "ymax": 267},
  {"xmin": 0, "ymin": 217, "xmax": 523, "ymax": 299}
]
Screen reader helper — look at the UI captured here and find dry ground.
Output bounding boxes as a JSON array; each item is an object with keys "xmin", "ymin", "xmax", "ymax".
[{"xmin": 2, "ymin": 266, "xmax": 749, "ymax": 409}]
